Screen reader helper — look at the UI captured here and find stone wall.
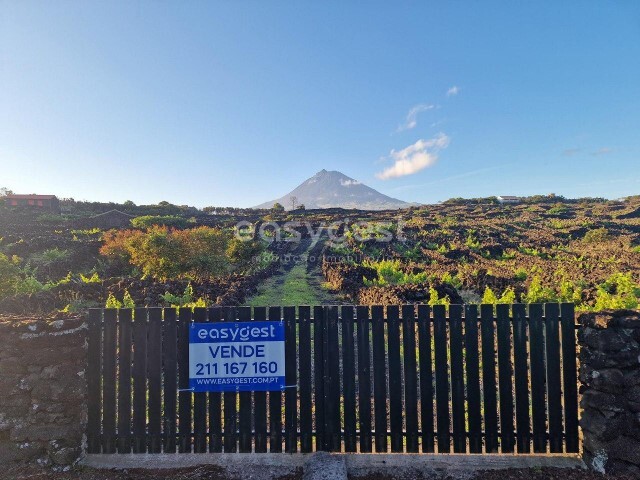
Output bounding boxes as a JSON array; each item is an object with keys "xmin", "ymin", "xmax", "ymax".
[
  {"xmin": 579, "ymin": 309, "xmax": 640, "ymax": 475},
  {"xmin": 0, "ymin": 316, "xmax": 87, "ymax": 466}
]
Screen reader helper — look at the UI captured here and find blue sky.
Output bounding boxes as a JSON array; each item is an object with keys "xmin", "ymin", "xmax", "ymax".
[{"xmin": 1, "ymin": 1, "xmax": 639, "ymax": 207}]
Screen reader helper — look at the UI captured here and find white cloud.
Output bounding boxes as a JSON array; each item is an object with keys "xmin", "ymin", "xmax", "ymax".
[
  {"xmin": 340, "ymin": 179, "xmax": 361, "ymax": 186},
  {"xmin": 397, "ymin": 104, "xmax": 436, "ymax": 131},
  {"xmin": 446, "ymin": 86, "xmax": 459, "ymax": 97},
  {"xmin": 376, "ymin": 133, "xmax": 450, "ymax": 180}
]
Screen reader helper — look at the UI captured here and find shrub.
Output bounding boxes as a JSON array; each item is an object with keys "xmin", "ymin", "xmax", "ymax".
[
  {"xmin": 582, "ymin": 227, "xmax": 610, "ymax": 244},
  {"xmin": 428, "ymin": 287, "xmax": 450, "ymax": 306},
  {"xmin": 101, "ymin": 226, "xmax": 231, "ymax": 281},
  {"xmin": 441, "ymin": 272, "xmax": 462, "ymax": 289},
  {"xmin": 105, "ymin": 290, "xmax": 135, "ymax": 309},
  {"xmin": 593, "ymin": 273, "xmax": 640, "ymax": 310},
  {"xmin": 363, "ymin": 259, "xmax": 427, "ymax": 286},
  {"xmin": 547, "ymin": 203, "xmax": 569, "ymax": 216},
  {"xmin": 465, "ymin": 235, "xmax": 482, "ymax": 251},
  {"xmin": 523, "ymin": 275, "xmax": 557, "ymax": 303},
  {"xmin": 161, "ymin": 283, "xmax": 207, "ymax": 308},
  {"xmin": 226, "ymin": 238, "xmax": 266, "ymax": 273},
  {"xmin": 14, "ymin": 276, "xmax": 45, "ymax": 295},
  {"xmin": 30, "ymin": 248, "xmax": 70, "ymax": 268},
  {"xmin": 0, "ymin": 253, "xmax": 21, "ymax": 299},
  {"xmin": 131, "ymin": 215, "xmax": 188, "ymax": 229},
  {"xmin": 514, "ymin": 268, "xmax": 528, "ymax": 281},
  {"xmin": 482, "ymin": 286, "xmax": 516, "ymax": 305}
]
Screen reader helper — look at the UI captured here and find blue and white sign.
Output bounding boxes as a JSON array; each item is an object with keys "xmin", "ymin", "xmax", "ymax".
[{"xmin": 189, "ymin": 321, "xmax": 285, "ymax": 392}]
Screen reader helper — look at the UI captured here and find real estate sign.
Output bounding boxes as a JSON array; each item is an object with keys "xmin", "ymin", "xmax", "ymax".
[{"xmin": 189, "ymin": 321, "xmax": 285, "ymax": 392}]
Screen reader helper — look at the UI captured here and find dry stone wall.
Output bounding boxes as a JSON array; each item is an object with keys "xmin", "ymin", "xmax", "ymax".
[
  {"xmin": 579, "ymin": 310, "xmax": 640, "ymax": 476},
  {"xmin": 0, "ymin": 316, "xmax": 87, "ymax": 466}
]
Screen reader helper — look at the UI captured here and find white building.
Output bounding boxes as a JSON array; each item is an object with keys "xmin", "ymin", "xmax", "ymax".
[{"xmin": 497, "ymin": 196, "xmax": 522, "ymax": 204}]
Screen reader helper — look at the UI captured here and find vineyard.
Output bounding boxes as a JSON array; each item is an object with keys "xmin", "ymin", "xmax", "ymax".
[{"xmin": 0, "ymin": 195, "xmax": 639, "ymax": 314}]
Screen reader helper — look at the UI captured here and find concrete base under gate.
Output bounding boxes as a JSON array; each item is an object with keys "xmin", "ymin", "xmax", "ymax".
[{"xmin": 82, "ymin": 452, "xmax": 585, "ymax": 480}]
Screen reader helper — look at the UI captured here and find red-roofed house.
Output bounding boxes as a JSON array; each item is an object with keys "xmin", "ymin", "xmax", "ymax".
[{"xmin": 3, "ymin": 194, "xmax": 61, "ymax": 214}]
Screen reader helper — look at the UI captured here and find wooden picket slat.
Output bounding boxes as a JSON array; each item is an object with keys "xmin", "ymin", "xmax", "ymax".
[
  {"xmin": 87, "ymin": 309, "xmax": 102, "ymax": 454},
  {"xmin": 207, "ymin": 307, "xmax": 223, "ymax": 452},
  {"xmin": 178, "ymin": 308, "xmax": 193, "ymax": 453},
  {"xmin": 417, "ymin": 305, "xmax": 434, "ymax": 453},
  {"xmin": 251, "ymin": 307, "xmax": 268, "ymax": 453},
  {"xmin": 480, "ymin": 304, "xmax": 499, "ymax": 453},
  {"xmin": 268, "ymin": 306, "xmax": 282, "ymax": 452},
  {"xmin": 163, "ymin": 308, "xmax": 178, "ymax": 453},
  {"xmin": 117, "ymin": 309, "xmax": 132, "ymax": 454},
  {"xmin": 223, "ymin": 306, "xmax": 238, "ymax": 453},
  {"xmin": 449, "ymin": 304, "xmax": 466, "ymax": 453},
  {"xmin": 284, "ymin": 306, "xmax": 298, "ymax": 453},
  {"xmin": 192, "ymin": 307, "xmax": 208, "ymax": 453},
  {"xmin": 238, "ymin": 306, "xmax": 253, "ymax": 453},
  {"xmin": 102, "ymin": 309, "xmax": 117, "ymax": 454},
  {"xmin": 464, "ymin": 305, "xmax": 482, "ymax": 453},
  {"xmin": 341, "ymin": 306, "xmax": 357, "ymax": 452},
  {"xmin": 512, "ymin": 304, "xmax": 530, "ymax": 453},
  {"xmin": 177, "ymin": 307, "xmax": 192, "ymax": 453},
  {"xmin": 133, "ymin": 308, "xmax": 148, "ymax": 453},
  {"xmin": 561, "ymin": 303, "xmax": 579, "ymax": 453},
  {"xmin": 496, "ymin": 304, "xmax": 515, "ymax": 453},
  {"xmin": 326, "ymin": 306, "xmax": 341, "ymax": 451},
  {"xmin": 298, "ymin": 306, "xmax": 313, "ymax": 453},
  {"xmin": 545, "ymin": 303, "xmax": 563, "ymax": 453},
  {"xmin": 371, "ymin": 305, "xmax": 388, "ymax": 452},
  {"xmin": 401, "ymin": 305, "xmax": 419, "ymax": 453},
  {"xmin": 387, "ymin": 306, "xmax": 403, "ymax": 453},
  {"xmin": 313, "ymin": 306, "xmax": 326, "ymax": 451},
  {"xmin": 529, "ymin": 303, "xmax": 547, "ymax": 453},
  {"xmin": 356, "ymin": 305, "xmax": 372, "ymax": 453},
  {"xmin": 433, "ymin": 304, "xmax": 450, "ymax": 453},
  {"xmin": 147, "ymin": 308, "xmax": 163, "ymax": 453}
]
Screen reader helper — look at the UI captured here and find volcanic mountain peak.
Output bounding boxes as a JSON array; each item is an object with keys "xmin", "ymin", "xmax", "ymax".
[{"xmin": 255, "ymin": 170, "xmax": 411, "ymax": 211}]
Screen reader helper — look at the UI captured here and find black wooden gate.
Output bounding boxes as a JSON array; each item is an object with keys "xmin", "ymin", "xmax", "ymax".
[{"xmin": 87, "ymin": 303, "xmax": 579, "ymax": 454}]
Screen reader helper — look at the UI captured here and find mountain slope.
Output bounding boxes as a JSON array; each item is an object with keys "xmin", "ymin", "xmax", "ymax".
[{"xmin": 254, "ymin": 169, "xmax": 411, "ymax": 210}]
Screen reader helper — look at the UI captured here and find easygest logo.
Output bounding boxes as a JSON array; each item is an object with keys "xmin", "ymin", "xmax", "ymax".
[{"xmin": 197, "ymin": 324, "xmax": 276, "ymax": 342}]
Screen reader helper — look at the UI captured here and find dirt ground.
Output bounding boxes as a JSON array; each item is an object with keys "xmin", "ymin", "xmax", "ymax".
[{"xmin": 4, "ymin": 465, "xmax": 637, "ymax": 480}]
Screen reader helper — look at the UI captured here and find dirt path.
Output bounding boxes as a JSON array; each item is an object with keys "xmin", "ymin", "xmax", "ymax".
[{"xmin": 247, "ymin": 238, "xmax": 339, "ymax": 307}]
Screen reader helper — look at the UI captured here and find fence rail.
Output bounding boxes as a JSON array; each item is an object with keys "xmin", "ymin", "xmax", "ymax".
[{"xmin": 87, "ymin": 303, "xmax": 579, "ymax": 454}]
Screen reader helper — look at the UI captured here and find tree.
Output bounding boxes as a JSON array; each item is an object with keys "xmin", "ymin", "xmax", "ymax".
[
  {"xmin": 289, "ymin": 196, "xmax": 298, "ymax": 210},
  {"xmin": 0, "ymin": 187, "xmax": 13, "ymax": 197},
  {"xmin": 100, "ymin": 226, "xmax": 231, "ymax": 281},
  {"xmin": 272, "ymin": 202, "xmax": 285, "ymax": 212}
]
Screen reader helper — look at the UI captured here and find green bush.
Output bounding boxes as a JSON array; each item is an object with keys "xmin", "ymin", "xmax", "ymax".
[
  {"xmin": 523, "ymin": 275, "xmax": 558, "ymax": 303},
  {"xmin": 428, "ymin": 287, "xmax": 450, "ymax": 306},
  {"xmin": 131, "ymin": 215, "xmax": 188, "ymax": 229},
  {"xmin": 593, "ymin": 273, "xmax": 640, "ymax": 310},
  {"xmin": 101, "ymin": 226, "xmax": 231, "ymax": 281},
  {"xmin": 514, "ymin": 268, "xmax": 528, "ymax": 281},
  {"xmin": 105, "ymin": 290, "xmax": 135, "ymax": 309},
  {"xmin": 14, "ymin": 276, "xmax": 45, "ymax": 295},
  {"xmin": 0, "ymin": 253, "xmax": 21, "ymax": 299},
  {"xmin": 161, "ymin": 283, "xmax": 207, "ymax": 308},
  {"xmin": 482, "ymin": 286, "xmax": 516, "ymax": 305},
  {"xmin": 582, "ymin": 227, "xmax": 610, "ymax": 244},
  {"xmin": 363, "ymin": 259, "xmax": 427, "ymax": 286},
  {"xmin": 441, "ymin": 272, "xmax": 462, "ymax": 289}
]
